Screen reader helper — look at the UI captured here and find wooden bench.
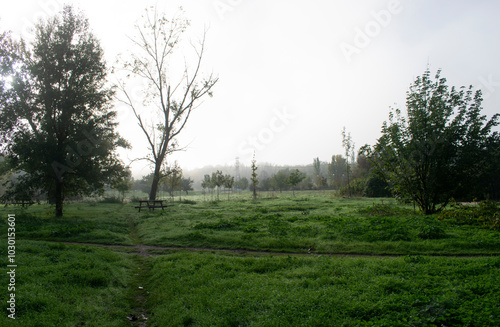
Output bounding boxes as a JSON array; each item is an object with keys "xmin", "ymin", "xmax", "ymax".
[
  {"xmin": 4, "ymin": 200, "xmax": 34, "ymax": 208},
  {"xmin": 134, "ymin": 200, "xmax": 168, "ymax": 212}
]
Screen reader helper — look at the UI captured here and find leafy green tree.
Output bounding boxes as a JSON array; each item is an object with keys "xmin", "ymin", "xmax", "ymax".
[
  {"xmin": 312, "ymin": 157, "xmax": 321, "ymax": 186},
  {"xmin": 363, "ymin": 173, "xmax": 391, "ymax": 198},
  {"xmin": 201, "ymin": 174, "xmax": 211, "ymax": 200},
  {"xmin": 136, "ymin": 173, "xmax": 154, "ymax": 194},
  {"xmin": 312, "ymin": 157, "xmax": 328, "ymax": 189},
  {"xmin": 223, "ymin": 174, "xmax": 234, "ymax": 200},
  {"xmin": 111, "ymin": 168, "xmax": 134, "ymax": 202},
  {"xmin": 270, "ymin": 169, "xmax": 289, "ymax": 193},
  {"xmin": 163, "ymin": 162, "xmax": 182, "ymax": 199},
  {"xmin": 180, "ymin": 177, "xmax": 194, "ymax": 195},
  {"xmin": 287, "ymin": 169, "xmax": 306, "ymax": 196},
  {"xmin": 328, "ymin": 154, "xmax": 347, "ymax": 189},
  {"xmin": 297, "ymin": 175, "xmax": 314, "ymax": 190},
  {"xmin": 259, "ymin": 177, "xmax": 272, "ymax": 192},
  {"xmin": 0, "ymin": 7, "xmax": 128, "ymax": 216},
  {"xmin": 0, "ymin": 31, "xmax": 16, "ymax": 129},
  {"xmin": 211, "ymin": 170, "xmax": 224, "ymax": 201},
  {"xmin": 327, "ymin": 154, "xmax": 347, "ymax": 189},
  {"xmin": 368, "ymin": 69, "xmax": 499, "ymax": 214},
  {"xmin": 353, "ymin": 152, "xmax": 371, "ymax": 180},
  {"xmin": 234, "ymin": 177, "xmax": 249, "ymax": 191}
]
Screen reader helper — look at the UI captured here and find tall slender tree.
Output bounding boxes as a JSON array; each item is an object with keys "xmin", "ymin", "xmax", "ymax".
[
  {"xmin": 0, "ymin": 6, "xmax": 128, "ymax": 216},
  {"xmin": 163, "ymin": 162, "xmax": 182, "ymax": 199},
  {"xmin": 328, "ymin": 154, "xmax": 347, "ymax": 189},
  {"xmin": 287, "ymin": 169, "xmax": 306, "ymax": 196},
  {"xmin": 223, "ymin": 174, "xmax": 234, "ymax": 200},
  {"xmin": 201, "ymin": 174, "xmax": 211, "ymax": 201},
  {"xmin": 118, "ymin": 7, "xmax": 218, "ymax": 201},
  {"xmin": 250, "ymin": 153, "xmax": 258, "ymax": 200},
  {"xmin": 211, "ymin": 170, "xmax": 224, "ymax": 201},
  {"xmin": 342, "ymin": 127, "xmax": 355, "ymax": 197}
]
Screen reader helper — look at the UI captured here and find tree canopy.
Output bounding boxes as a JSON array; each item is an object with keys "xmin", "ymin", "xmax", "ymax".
[
  {"xmin": 367, "ymin": 69, "xmax": 499, "ymax": 214},
  {"xmin": 0, "ymin": 6, "xmax": 128, "ymax": 216}
]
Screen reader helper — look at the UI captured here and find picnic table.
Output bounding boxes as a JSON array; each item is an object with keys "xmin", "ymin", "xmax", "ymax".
[
  {"xmin": 134, "ymin": 200, "xmax": 169, "ymax": 212},
  {"xmin": 4, "ymin": 200, "xmax": 34, "ymax": 208}
]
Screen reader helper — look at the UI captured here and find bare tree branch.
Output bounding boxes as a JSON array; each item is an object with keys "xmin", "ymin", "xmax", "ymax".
[{"xmin": 116, "ymin": 6, "xmax": 218, "ymax": 200}]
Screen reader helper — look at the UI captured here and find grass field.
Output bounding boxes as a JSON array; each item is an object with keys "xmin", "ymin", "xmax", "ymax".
[{"xmin": 1, "ymin": 191, "xmax": 499, "ymax": 326}]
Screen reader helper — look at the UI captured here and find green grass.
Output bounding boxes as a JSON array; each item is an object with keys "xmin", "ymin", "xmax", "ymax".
[
  {"xmin": 0, "ymin": 240, "xmax": 133, "ymax": 326},
  {"xmin": 145, "ymin": 251, "xmax": 500, "ymax": 326},
  {"xmin": 133, "ymin": 194, "xmax": 500, "ymax": 255},
  {"xmin": 0, "ymin": 203, "xmax": 134, "ymax": 245},
  {"xmin": 0, "ymin": 191, "xmax": 499, "ymax": 326}
]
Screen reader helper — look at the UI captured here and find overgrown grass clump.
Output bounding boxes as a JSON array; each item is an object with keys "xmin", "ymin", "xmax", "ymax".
[
  {"xmin": 439, "ymin": 200, "xmax": 500, "ymax": 230},
  {"xmin": 0, "ymin": 241, "xmax": 133, "ymax": 326},
  {"xmin": 145, "ymin": 251, "xmax": 500, "ymax": 326}
]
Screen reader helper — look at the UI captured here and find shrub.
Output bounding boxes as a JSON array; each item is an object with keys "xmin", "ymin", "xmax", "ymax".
[
  {"xmin": 338, "ymin": 178, "xmax": 366, "ymax": 197},
  {"xmin": 416, "ymin": 217, "xmax": 447, "ymax": 239},
  {"xmin": 438, "ymin": 200, "xmax": 500, "ymax": 230},
  {"xmin": 130, "ymin": 195, "xmax": 145, "ymax": 202},
  {"xmin": 364, "ymin": 174, "xmax": 392, "ymax": 197},
  {"xmin": 100, "ymin": 196, "xmax": 122, "ymax": 203}
]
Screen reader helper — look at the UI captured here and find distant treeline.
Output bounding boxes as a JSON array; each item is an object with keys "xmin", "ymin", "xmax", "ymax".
[{"xmin": 132, "ymin": 154, "xmax": 391, "ymax": 198}]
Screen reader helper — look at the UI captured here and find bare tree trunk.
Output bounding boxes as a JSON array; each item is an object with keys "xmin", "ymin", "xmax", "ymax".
[{"xmin": 149, "ymin": 164, "xmax": 162, "ymax": 201}]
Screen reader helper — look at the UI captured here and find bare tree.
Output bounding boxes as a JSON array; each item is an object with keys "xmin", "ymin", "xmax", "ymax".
[{"xmin": 117, "ymin": 7, "xmax": 218, "ymax": 200}]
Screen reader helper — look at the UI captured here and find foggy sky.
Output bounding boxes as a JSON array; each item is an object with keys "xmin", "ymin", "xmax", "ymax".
[{"xmin": 1, "ymin": 0, "xmax": 499, "ymax": 178}]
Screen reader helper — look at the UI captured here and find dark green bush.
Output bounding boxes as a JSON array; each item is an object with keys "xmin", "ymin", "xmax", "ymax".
[
  {"xmin": 338, "ymin": 178, "xmax": 366, "ymax": 197},
  {"xmin": 364, "ymin": 174, "xmax": 392, "ymax": 197}
]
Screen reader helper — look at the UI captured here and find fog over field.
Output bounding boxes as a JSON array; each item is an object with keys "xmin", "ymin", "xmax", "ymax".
[{"xmin": 2, "ymin": 0, "xmax": 500, "ymax": 178}]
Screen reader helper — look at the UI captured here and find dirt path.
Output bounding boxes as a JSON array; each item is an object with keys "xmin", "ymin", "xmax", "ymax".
[
  {"xmin": 47, "ymin": 220, "xmax": 498, "ymax": 325},
  {"xmin": 126, "ymin": 215, "xmax": 149, "ymax": 327},
  {"xmin": 48, "ymin": 240, "xmax": 499, "ymax": 258}
]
